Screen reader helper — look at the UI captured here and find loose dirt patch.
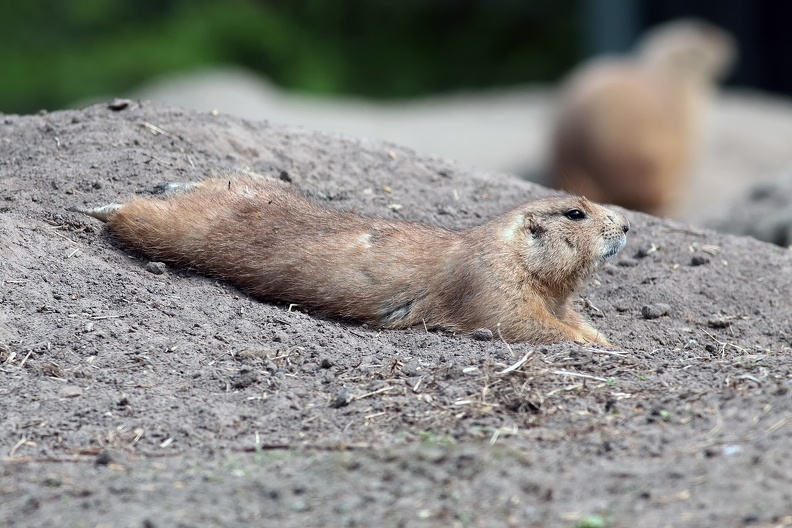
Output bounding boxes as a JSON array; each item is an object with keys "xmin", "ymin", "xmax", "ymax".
[{"xmin": 1, "ymin": 103, "xmax": 790, "ymax": 527}]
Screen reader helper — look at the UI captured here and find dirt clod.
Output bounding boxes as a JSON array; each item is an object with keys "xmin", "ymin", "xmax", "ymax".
[
  {"xmin": 471, "ymin": 328, "xmax": 494, "ymax": 341},
  {"xmin": 145, "ymin": 261, "xmax": 167, "ymax": 275},
  {"xmin": 331, "ymin": 388, "xmax": 352, "ymax": 408},
  {"xmin": 108, "ymin": 99, "xmax": 132, "ymax": 111},
  {"xmin": 94, "ymin": 451, "xmax": 114, "ymax": 466},
  {"xmin": 230, "ymin": 368, "xmax": 259, "ymax": 389},
  {"xmin": 634, "ymin": 243, "xmax": 659, "ymax": 258},
  {"xmin": 708, "ymin": 317, "xmax": 732, "ymax": 329},
  {"xmin": 641, "ymin": 303, "xmax": 671, "ymax": 319},
  {"xmin": 690, "ymin": 255, "xmax": 710, "ymax": 266}
]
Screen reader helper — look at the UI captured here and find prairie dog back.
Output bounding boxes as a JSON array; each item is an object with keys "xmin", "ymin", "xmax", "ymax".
[{"xmin": 110, "ymin": 179, "xmax": 459, "ymax": 322}]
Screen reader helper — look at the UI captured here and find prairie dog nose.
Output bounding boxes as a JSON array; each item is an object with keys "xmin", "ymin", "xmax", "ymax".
[{"xmin": 607, "ymin": 211, "xmax": 630, "ymax": 233}]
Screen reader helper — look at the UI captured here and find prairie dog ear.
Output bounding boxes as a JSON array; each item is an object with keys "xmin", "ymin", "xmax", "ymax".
[{"xmin": 525, "ymin": 214, "xmax": 545, "ymax": 236}]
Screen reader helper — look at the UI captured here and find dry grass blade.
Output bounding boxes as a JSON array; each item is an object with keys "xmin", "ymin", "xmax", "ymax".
[
  {"xmin": 552, "ymin": 370, "xmax": 609, "ymax": 382},
  {"xmin": 138, "ymin": 121, "xmax": 181, "ymax": 142},
  {"xmin": 499, "ymin": 351, "xmax": 534, "ymax": 374},
  {"xmin": 579, "ymin": 346, "xmax": 630, "ymax": 356},
  {"xmin": 496, "ymin": 323, "xmax": 516, "ymax": 358},
  {"xmin": 9, "ymin": 437, "xmax": 28, "ymax": 457},
  {"xmin": 351, "ymin": 386, "xmax": 395, "ymax": 401}
]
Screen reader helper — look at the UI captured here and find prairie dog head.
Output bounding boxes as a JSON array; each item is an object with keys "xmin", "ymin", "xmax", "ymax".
[
  {"xmin": 638, "ymin": 19, "xmax": 736, "ymax": 83},
  {"xmin": 505, "ymin": 196, "xmax": 629, "ymax": 290}
]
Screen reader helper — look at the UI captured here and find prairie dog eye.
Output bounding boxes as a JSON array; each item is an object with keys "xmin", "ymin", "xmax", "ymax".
[{"xmin": 564, "ymin": 209, "xmax": 586, "ymax": 221}]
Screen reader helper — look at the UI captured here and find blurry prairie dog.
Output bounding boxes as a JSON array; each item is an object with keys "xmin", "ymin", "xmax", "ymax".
[
  {"xmin": 73, "ymin": 176, "xmax": 629, "ymax": 345},
  {"xmin": 550, "ymin": 19, "xmax": 735, "ymax": 215}
]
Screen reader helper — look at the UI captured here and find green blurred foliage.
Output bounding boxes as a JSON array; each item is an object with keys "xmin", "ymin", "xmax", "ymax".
[{"xmin": 0, "ymin": 0, "xmax": 580, "ymax": 114}]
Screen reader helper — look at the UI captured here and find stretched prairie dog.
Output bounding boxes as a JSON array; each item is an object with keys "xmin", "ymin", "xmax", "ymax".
[
  {"xmin": 73, "ymin": 176, "xmax": 629, "ymax": 345},
  {"xmin": 550, "ymin": 19, "xmax": 735, "ymax": 215}
]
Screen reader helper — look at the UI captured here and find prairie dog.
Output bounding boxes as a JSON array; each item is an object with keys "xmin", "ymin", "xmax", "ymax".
[
  {"xmin": 550, "ymin": 19, "xmax": 735, "ymax": 215},
  {"xmin": 74, "ymin": 177, "xmax": 629, "ymax": 345}
]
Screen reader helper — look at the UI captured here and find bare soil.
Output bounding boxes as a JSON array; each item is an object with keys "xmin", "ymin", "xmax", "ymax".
[{"xmin": 1, "ymin": 103, "xmax": 791, "ymax": 528}]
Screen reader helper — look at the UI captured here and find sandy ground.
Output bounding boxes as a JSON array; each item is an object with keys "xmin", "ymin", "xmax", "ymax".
[{"xmin": 1, "ymin": 103, "xmax": 791, "ymax": 527}]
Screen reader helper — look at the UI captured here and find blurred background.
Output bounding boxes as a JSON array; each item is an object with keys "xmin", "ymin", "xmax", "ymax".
[
  {"xmin": 5, "ymin": 0, "xmax": 792, "ymax": 113},
  {"xmin": 3, "ymin": 0, "xmax": 792, "ymax": 243}
]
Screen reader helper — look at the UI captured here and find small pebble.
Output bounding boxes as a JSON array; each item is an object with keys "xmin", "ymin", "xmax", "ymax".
[
  {"xmin": 707, "ymin": 318, "xmax": 731, "ymax": 329},
  {"xmin": 401, "ymin": 360, "xmax": 421, "ymax": 377},
  {"xmin": 331, "ymin": 388, "xmax": 351, "ymax": 408},
  {"xmin": 641, "ymin": 303, "xmax": 671, "ymax": 319},
  {"xmin": 690, "ymin": 255, "xmax": 710, "ymax": 266},
  {"xmin": 271, "ymin": 331, "xmax": 289, "ymax": 343},
  {"xmin": 722, "ymin": 445, "xmax": 743, "ymax": 457},
  {"xmin": 145, "ymin": 262, "xmax": 166, "ymax": 275},
  {"xmin": 471, "ymin": 328, "xmax": 493, "ymax": 341},
  {"xmin": 94, "ymin": 451, "xmax": 114, "ymax": 466},
  {"xmin": 107, "ymin": 98, "xmax": 131, "ymax": 111},
  {"xmin": 231, "ymin": 369, "xmax": 259, "ymax": 389},
  {"xmin": 634, "ymin": 243, "xmax": 659, "ymax": 258}
]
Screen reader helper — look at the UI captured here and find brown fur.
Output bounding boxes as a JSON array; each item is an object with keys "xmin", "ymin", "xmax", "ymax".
[
  {"xmin": 550, "ymin": 19, "xmax": 735, "ymax": 215},
  {"xmin": 83, "ymin": 177, "xmax": 629, "ymax": 344}
]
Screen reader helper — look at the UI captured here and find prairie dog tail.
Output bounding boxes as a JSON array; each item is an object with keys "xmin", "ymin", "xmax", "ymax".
[
  {"xmin": 67, "ymin": 180, "xmax": 204, "ymax": 222},
  {"xmin": 67, "ymin": 203, "xmax": 124, "ymax": 223},
  {"xmin": 70, "ymin": 177, "xmax": 295, "ymax": 270},
  {"xmin": 68, "ymin": 176, "xmax": 261, "ymax": 224}
]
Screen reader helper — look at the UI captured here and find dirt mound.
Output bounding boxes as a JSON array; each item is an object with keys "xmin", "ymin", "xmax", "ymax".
[{"xmin": 1, "ymin": 103, "xmax": 790, "ymax": 527}]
